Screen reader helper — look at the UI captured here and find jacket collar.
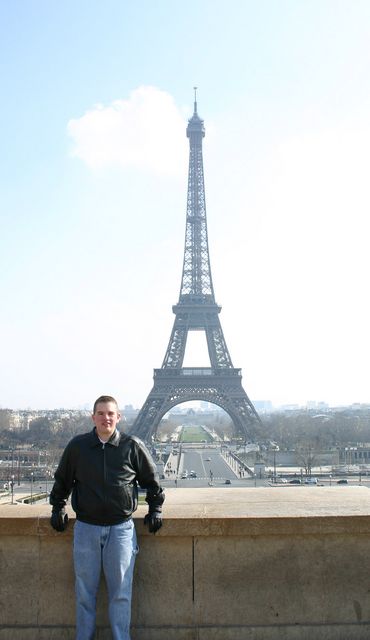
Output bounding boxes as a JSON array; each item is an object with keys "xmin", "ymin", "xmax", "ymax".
[{"xmin": 90, "ymin": 428, "xmax": 121, "ymax": 447}]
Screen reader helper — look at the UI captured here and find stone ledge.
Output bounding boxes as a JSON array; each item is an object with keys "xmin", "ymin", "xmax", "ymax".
[
  {"xmin": 1, "ymin": 487, "xmax": 370, "ymax": 536},
  {"xmin": 2, "ymin": 487, "xmax": 370, "ymax": 639},
  {"xmin": 2, "ymin": 624, "xmax": 370, "ymax": 640}
]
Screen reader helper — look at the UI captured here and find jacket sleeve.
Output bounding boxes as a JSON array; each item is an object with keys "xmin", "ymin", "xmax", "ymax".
[
  {"xmin": 49, "ymin": 441, "xmax": 76, "ymax": 509},
  {"xmin": 131, "ymin": 437, "xmax": 165, "ymax": 513}
]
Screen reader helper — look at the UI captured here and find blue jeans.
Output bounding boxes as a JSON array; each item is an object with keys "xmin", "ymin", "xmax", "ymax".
[{"xmin": 73, "ymin": 519, "xmax": 138, "ymax": 640}]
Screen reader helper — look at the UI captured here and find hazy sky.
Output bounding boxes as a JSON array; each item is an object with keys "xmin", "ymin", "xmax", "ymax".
[{"xmin": 1, "ymin": 1, "xmax": 369, "ymax": 410}]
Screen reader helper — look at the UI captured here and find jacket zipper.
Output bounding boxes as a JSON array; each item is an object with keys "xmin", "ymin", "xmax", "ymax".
[{"xmin": 102, "ymin": 443, "xmax": 107, "ymax": 515}]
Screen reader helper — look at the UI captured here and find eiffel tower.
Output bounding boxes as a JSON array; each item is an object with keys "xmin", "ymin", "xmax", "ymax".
[{"xmin": 132, "ymin": 91, "xmax": 262, "ymax": 441}]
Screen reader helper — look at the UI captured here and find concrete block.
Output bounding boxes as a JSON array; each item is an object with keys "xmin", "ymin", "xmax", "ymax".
[
  {"xmin": 132, "ymin": 536, "xmax": 194, "ymax": 627},
  {"xmin": 132, "ymin": 629, "xmax": 198, "ymax": 640},
  {"xmin": 0, "ymin": 628, "xmax": 75, "ymax": 640},
  {"xmin": 197, "ymin": 624, "xmax": 370, "ymax": 640},
  {"xmin": 38, "ymin": 535, "xmax": 75, "ymax": 626},
  {"xmin": 0, "ymin": 535, "xmax": 39, "ymax": 626},
  {"xmin": 193, "ymin": 533, "xmax": 370, "ymax": 627}
]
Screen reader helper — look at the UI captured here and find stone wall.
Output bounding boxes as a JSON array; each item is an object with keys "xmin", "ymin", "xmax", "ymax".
[{"xmin": 1, "ymin": 487, "xmax": 370, "ymax": 639}]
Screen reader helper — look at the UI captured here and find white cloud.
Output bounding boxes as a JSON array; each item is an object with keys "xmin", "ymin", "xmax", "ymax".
[{"xmin": 67, "ymin": 86, "xmax": 188, "ymax": 176}]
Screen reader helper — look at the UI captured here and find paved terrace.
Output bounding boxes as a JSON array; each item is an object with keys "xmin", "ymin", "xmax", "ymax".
[{"xmin": 1, "ymin": 487, "xmax": 370, "ymax": 639}]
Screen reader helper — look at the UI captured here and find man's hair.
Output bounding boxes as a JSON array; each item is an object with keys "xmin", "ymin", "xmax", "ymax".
[{"xmin": 93, "ymin": 395, "xmax": 119, "ymax": 414}]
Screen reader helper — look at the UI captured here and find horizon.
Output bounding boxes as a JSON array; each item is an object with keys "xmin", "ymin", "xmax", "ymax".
[{"xmin": 2, "ymin": 399, "xmax": 370, "ymax": 413}]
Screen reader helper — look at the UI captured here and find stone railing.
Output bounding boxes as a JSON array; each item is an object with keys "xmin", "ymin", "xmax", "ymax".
[{"xmin": 1, "ymin": 487, "xmax": 370, "ymax": 639}]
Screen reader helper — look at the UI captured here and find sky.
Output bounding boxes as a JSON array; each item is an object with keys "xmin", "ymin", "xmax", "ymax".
[{"xmin": 0, "ymin": 0, "xmax": 369, "ymax": 411}]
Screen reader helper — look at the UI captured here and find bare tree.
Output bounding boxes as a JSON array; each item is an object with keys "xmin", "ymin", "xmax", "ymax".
[{"xmin": 295, "ymin": 443, "xmax": 318, "ymax": 476}]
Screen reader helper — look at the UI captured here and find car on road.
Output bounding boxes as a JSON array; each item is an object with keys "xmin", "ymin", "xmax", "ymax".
[
  {"xmin": 337, "ymin": 479, "xmax": 348, "ymax": 484},
  {"xmin": 189, "ymin": 471, "xmax": 197, "ymax": 478},
  {"xmin": 181, "ymin": 471, "xmax": 188, "ymax": 479},
  {"xmin": 224, "ymin": 479, "xmax": 231, "ymax": 485},
  {"xmin": 205, "ymin": 457, "xmax": 211, "ymax": 461},
  {"xmin": 305, "ymin": 477, "xmax": 318, "ymax": 485},
  {"xmin": 289, "ymin": 479, "xmax": 301, "ymax": 484}
]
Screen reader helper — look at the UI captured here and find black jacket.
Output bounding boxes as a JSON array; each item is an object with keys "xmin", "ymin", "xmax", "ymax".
[{"xmin": 50, "ymin": 428, "xmax": 164, "ymax": 526}]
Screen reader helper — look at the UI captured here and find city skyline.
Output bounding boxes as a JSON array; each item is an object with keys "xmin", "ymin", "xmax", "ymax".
[
  {"xmin": 1, "ymin": 2, "xmax": 369, "ymax": 410},
  {"xmin": 0, "ymin": 398, "xmax": 368, "ymax": 414}
]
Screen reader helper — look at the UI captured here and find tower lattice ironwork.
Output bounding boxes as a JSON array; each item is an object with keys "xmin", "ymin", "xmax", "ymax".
[{"xmin": 132, "ymin": 92, "xmax": 262, "ymax": 441}]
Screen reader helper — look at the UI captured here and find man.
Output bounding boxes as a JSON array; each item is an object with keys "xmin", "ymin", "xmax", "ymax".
[{"xmin": 50, "ymin": 395, "xmax": 164, "ymax": 640}]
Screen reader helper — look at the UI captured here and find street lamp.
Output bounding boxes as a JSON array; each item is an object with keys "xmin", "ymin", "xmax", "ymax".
[
  {"xmin": 30, "ymin": 472, "xmax": 34, "ymax": 504},
  {"xmin": 17, "ymin": 453, "xmax": 20, "ymax": 486},
  {"xmin": 45, "ymin": 471, "xmax": 51, "ymax": 502},
  {"xmin": 11, "ymin": 475, "xmax": 15, "ymax": 505}
]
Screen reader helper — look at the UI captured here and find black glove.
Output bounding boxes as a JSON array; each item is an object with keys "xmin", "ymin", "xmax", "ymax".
[
  {"xmin": 144, "ymin": 511, "xmax": 162, "ymax": 534},
  {"xmin": 50, "ymin": 507, "xmax": 69, "ymax": 532}
]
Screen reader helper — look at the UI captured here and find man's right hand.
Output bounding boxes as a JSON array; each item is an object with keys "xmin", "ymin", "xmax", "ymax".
[{"xmin": 50, "ymin": 507, "xmax": 69, "ymax": 532}]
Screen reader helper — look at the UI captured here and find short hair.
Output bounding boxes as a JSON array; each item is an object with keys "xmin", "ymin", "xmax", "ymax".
[{"xmin": 93, "ymin": 395, "xmax": 119, "ymax": 415}]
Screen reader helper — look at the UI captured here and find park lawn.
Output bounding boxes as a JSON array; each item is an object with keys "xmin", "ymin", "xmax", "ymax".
[{"xmin": 180, "ymin": 425, "xmax": 213, "ymax": 443}]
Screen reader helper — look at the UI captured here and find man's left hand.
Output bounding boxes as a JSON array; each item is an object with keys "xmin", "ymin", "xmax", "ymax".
[{"xmin": 144, "ymin": 511, "xmax": 162, "ymax": 534}]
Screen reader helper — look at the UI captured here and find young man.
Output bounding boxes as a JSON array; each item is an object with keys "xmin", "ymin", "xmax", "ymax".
[{"xmin": 50, "ymin": 395, "xmax": 164, "ymax": 640}]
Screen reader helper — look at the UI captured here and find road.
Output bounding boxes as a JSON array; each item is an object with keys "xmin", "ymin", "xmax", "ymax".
[
  {"xmin": 181, "ymin": 447, "xmax": 234, "ymax": 480},
  {"xmin": 160, "ymin": 445, "xmax": 268, "ymax": 488},
  {"xmin": 158, "ymin": 444, "xmax": 370, "ymax": 490},
  {"xmin": 3, "ymin": 447, "xmax": 370, "ymax": 499}
]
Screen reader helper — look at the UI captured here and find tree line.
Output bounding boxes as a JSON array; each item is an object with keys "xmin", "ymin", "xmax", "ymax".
[{"xmin": 1, "ymin": 407, "xmax": 370, "ymax": 453}]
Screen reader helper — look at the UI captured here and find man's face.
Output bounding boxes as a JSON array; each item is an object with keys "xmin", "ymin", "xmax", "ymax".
[{"xmin": 92, "ymin": 401, "xmax": 120, "ymax": 441}]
